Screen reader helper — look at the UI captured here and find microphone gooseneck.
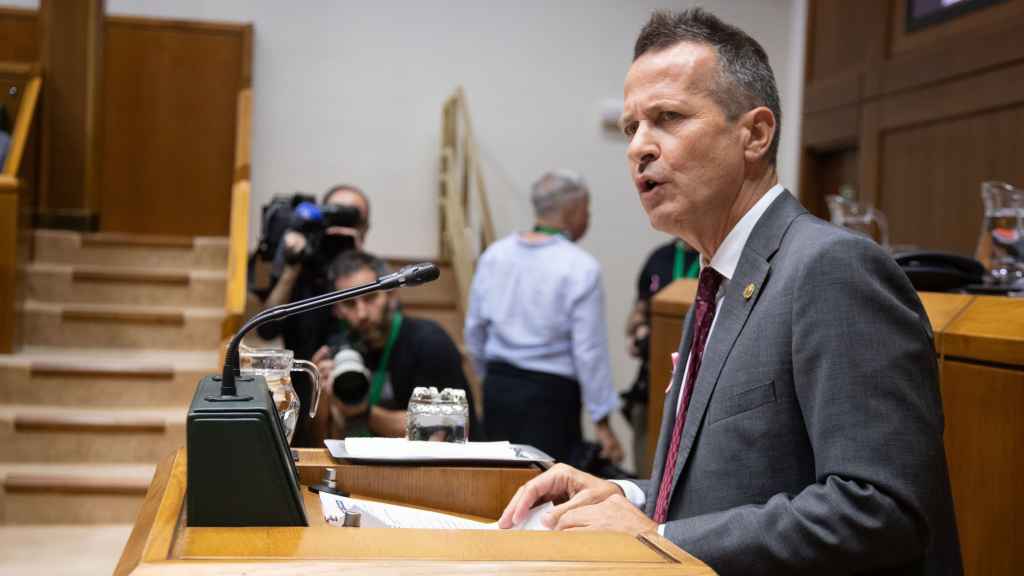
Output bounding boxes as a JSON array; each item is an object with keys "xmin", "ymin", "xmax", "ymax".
[{"xmin": 218, "ymin": 262, "xmax": 440, "ymax": 397}]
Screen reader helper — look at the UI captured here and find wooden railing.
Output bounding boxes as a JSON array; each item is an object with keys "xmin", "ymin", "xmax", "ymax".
[
  {"xmin": 1, "ymin": 63, "xmax": 42, "ymax": 353},
  {"xmin": 2, "ymin": 64, "xmax": 41, "ymax": 178},
  {"xmin": 438, "ymin": 87, "xmax": 495, "ymax": 313},
  {"xmin": 221, "ymin": 86, "xmax": 252, "ymax": 339}
]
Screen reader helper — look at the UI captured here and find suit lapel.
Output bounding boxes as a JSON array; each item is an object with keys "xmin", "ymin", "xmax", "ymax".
[{"xmin": 665, "ymin": 191, "xmax": 807, "ymax": 501}]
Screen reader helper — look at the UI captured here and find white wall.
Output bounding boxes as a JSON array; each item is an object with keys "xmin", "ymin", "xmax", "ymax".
[{"xmin": 7, "ymin": 0, "xmax": 806, "ymax": 470}]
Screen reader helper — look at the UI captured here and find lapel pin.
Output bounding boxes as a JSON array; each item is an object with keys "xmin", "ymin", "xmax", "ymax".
[{"xmin": 743, "ymin": 283, "xmax": 755, "ymax": 300}]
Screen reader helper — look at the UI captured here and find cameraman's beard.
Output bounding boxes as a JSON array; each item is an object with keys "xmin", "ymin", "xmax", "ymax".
[{"xmin": 360, "ymin": 311, "xmax": 391, "ymax": 351}]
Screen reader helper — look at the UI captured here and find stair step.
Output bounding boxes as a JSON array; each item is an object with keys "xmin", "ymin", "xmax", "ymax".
[
  {"xmin": 0, "ymin": 524, "xmax": 134, "ymax": 573},
  {"xmin": 0, "ymin": 463, "xmax": 151, "ymax": 524},
  {"xmin": 0, "ymin": 405, "xmax": 185, "ymax": 463},
  {"xmin": 405, "ymin": 306, "xmax": 463, "ymax": 346},
  {"xmin": 0, "ymin": 347, "xmax": 215, "ymax": 407},
  {"xmin": 21, "ymin": 300, "xmax": 224, "ymax": 350},
  {"xmin": 81, "ymin": 232, "xmax": 195, "ymax": 249},
  {"xmin": 34, "ymin": 229, "xmax": 228, "ymax": 270},
  {"xmin": 386, "ymin": 258, "xmax": 458, "ymax": 307},
  {"xmin": 26, "ymin": 262, "xmax": 226, "ymax": 307}
]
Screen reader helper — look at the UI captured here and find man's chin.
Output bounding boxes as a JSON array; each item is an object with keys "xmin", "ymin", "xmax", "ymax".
[{"xmin": 645, "ymin": 207, "xmax": 679, "ymax": 235}]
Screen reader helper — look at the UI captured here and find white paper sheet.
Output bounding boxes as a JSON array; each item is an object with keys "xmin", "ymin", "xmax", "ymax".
[
  {"xmin": 341, "ymin": 437, "xmax": 519, "ymax": 460},
  {"xmin": 319, "ymin": 491, "xmax": 553, "ymax": 531}
]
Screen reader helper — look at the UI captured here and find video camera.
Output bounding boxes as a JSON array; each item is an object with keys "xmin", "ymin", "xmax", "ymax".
[
  {"xmin": 284, "ymin": 202, "xmax": 364, "ymax": 267},
  {"xmin": 249, "ymin": 194, "xmax": 365, "ymax": 299}
]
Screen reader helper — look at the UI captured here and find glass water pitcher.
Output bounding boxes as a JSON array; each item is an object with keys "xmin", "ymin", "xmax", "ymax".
[
  {"xmin": 825, "ymin": 191, "xmax": 890, "ymax": 250},
  {"xmin": 239, "ymin": 347, "xmax": 320, "ymax": 444},
  {"xmin": 976, "ymin": 181, "xmax": 1024, "ymax": 286}
]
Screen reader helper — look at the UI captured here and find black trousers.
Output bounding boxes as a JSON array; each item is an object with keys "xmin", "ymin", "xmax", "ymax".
[{"xmin": 483, "ymin": 361, "xmax": 582, "ymax": 464}]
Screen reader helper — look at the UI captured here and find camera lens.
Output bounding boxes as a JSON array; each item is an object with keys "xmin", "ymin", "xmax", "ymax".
[{"xmin": 330, "ymin": 347, "xmax": 371, "ymax": 404}]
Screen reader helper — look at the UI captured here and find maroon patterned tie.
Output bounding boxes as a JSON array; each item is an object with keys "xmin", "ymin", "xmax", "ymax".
[{"xmin": 653, "ymin": 266, "xmax": 724, "ymax": 524}]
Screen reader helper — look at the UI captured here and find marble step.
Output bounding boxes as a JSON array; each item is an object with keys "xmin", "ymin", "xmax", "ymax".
[
  {"xmin": 0, "ymin": 405, "xmax": 185, "ymax": 463},
  {"xmin": 21, "ymin": 300, "xmax": 224, "ymax": 350},
  {"xmin": 33, "ymin": 229, "xmax": 227, "ymax": 270},
  {"xmin": 0, "ymin": 463, "xmax": 153, "ymax": 524},
  {"xmin": 405, "ymin": 306, "xmax": 463, "ymax": 347},
  {"xmin": 26, "ymin": 262, "xmax": 226, "ymax": 308},
  {"xmin": 384, "ymin": 258, "xmax": 458, "ymax": 308},
  {"xmin": 0, "ymin": 523, "xmax": 134, "ymax": 574},
  {"xmin": 0, "ymin": 347, "xmax": 216, "ymax": 407}
]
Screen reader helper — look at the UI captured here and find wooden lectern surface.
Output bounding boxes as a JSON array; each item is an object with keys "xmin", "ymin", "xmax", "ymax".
[
  {"xmin": 116, "ymin": 448, "xmax": 715, "ymax": 575},
  {"xmin": 647, "ymin": 283, "xmax": 1023, "ymax": 576}
]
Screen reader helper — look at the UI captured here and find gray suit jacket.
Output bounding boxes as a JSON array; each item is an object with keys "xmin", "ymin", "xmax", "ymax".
[{"xmin": 638, "ymin": 192, "xmax": 961, "ymax": 575}]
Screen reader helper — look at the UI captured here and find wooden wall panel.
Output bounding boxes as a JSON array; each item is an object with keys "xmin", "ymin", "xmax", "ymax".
[
  {"xmin": 0, "ymin": 7, "xmax": 38, "ymax": 63},
  {"xmin": 805, "ymin": 0, "xmax": 883, "ymax": 84},
  {"xmin": 37, "ymin": 0, "xmax": 104, "ymax": 226},
  {"xmin": 100, "ymin": 17, "xmax": 250, "ymax": 237},
  {"xmin": 800, "ymin": 147, "xmax": 859, "ymax": 220},
  {"xmin": 803, "ymin": 0, "xmax": 1024, "ymax": 256},
  {"xmin": 879, "ymin": 104, "xmax": 1024, "ymax": 254}
]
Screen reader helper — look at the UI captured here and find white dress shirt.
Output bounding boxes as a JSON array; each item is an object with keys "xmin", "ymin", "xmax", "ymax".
[{"xmin": 613, "ymin": 184, "xmax": 788, "ymax": 530}]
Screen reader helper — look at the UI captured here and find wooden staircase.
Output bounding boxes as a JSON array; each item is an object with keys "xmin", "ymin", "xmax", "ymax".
[
  {"xmin": 0, "ymin": 229, "xmax": 226, "ymax": 574},
  {"xmin": 387, "ymin": 257, "xmax": 463, "ymax": 346}
]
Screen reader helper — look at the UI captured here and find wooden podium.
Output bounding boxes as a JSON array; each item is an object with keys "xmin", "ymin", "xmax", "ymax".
[{"xmin": 115, "ymin": 448, "xmax": 715, "ymax": 575}]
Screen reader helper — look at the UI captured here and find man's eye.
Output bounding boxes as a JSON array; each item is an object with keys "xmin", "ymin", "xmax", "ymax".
[
  {"xmin": 660, "ymin": 111, "xmax": 681, "ymax": 122},
  {"xmin": 623, "ymin": 123, "xmax": 637, "ymax": 137}
]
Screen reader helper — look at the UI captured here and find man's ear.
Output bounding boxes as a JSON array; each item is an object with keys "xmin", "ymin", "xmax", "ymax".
[{"xmin": 740, "ymin": 106, "xmax": 775, "ymax": 164}]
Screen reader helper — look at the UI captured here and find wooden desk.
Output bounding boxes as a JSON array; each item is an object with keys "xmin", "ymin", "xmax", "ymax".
[
  {"xmin": 116, "ymin": 448, "xmax": 715, "ymax": 575},
  {"xmin": 648, "ymin": 284, "xmax": 1024, "ymax": 576}
]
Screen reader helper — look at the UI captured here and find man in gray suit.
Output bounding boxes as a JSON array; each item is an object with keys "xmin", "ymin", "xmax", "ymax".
[{"xmin": 499, "ymin": 9, "xmax": 961, "ymax": 575}]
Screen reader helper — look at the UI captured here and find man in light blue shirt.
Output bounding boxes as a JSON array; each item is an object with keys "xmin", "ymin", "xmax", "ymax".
[{"xmin": 464, "ymin": 170, "xmax": 623, "ymax": 466}]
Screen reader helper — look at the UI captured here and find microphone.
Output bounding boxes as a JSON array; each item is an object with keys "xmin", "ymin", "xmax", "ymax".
[
  {"xmin": 187, "ymin": 261, "xmax": 440, "ymax": 527},
  {"xmin": 379, "ymin": 262, "xmax": 441, "ymax": 288},
  {"xmin": 218, "ymin": 262, "xmax": 440, "ymax": 398}
]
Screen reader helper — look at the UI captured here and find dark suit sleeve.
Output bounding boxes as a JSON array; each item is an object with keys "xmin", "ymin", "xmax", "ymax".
[{"xmin": 662, "ymin": 233, "xmax": 952, "ymax": 574}]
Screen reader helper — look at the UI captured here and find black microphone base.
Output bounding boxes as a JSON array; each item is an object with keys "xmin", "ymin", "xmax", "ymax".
[{"xmin": 186, "ymin": 374, "xmax": 307, "ymax": 527}]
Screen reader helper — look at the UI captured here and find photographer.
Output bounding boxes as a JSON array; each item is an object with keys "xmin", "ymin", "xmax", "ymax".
[
  {"xmin": 257, "ymin": 184, "xmax": 370, "ymax": 361},
  {"xmin": 312, "ymin": 251, "xmax": 479, "ymax": 439}
]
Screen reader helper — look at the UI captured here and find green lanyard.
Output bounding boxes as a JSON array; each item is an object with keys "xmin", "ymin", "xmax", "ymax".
[
  {"xmin": 673, "ymin": 242, "xmax": 700, "ymax": 280},
  {"xmin": 533, "ymin": 225, "xmax": 564, "ymax": 236},
  {"xmin": 368, "ymin": 311, "xmax": 403, "ymax": 407}
]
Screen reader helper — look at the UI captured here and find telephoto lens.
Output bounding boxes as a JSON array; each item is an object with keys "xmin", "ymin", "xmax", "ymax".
[{"xmin": 329, "ymin": 344, "xmax": 371, "ymax": 404}]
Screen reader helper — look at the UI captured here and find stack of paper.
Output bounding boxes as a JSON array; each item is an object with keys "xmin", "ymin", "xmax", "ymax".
[
  {"xmin": 320, "ymin": 491, "xmax": 553, "ymax": 531},
  {"xmin": 325, "ymin": 437, "xmax": 552, "ymax": 463}
]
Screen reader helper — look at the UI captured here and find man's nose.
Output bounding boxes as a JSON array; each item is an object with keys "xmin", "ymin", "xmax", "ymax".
[
  {"xmin": 626, "ymin": 123, "xmax": 658, "ymax": 173},
  {"xmin": 353, "ymin": 300, "xmax": 369, "ymax": 322}
]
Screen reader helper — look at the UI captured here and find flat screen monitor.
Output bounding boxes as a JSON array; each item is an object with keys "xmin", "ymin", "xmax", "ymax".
[{"xmin": 906, "ymin": 0, "xmax": 1006, "ymax": 31}]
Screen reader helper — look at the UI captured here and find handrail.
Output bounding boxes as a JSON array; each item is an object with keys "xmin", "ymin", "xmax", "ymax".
[
  {"xmin": 222, "ymin": 87, "xmax": 252, "ymax": 338},
  {"xmin": 438, "ymin": 87, "xmax": 495, "ymax": 313},
  {"xmin": 2, "ymin": 68, "xmax": 42, "ymax": 177}
]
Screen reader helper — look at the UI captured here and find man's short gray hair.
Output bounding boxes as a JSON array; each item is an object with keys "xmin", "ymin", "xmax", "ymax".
[{"xmin": 531, "ymin": 170, "xmax": 589, "ymax": 217}]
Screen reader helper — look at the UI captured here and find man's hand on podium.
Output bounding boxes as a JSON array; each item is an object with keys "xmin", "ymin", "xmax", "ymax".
[
  {"xmin": 498, "ymin": 463, "xmax": 651, "ymax": 535},
  {"xmin": 551, "ymin": 493, "xmax": 657, "ymax": 535}
]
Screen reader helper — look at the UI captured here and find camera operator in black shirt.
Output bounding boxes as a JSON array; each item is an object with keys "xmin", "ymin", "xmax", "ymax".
[
  {"xmin": 311, "ymin": 251, "xmax": 480, "ymax": 440},
  {"xmin": 256, "ymin": 184, "xmax": 370, "ymax": 361}
]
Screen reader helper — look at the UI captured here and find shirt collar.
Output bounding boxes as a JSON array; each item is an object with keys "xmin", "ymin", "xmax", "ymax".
[{"xmin": 706, "ymin": 184, "xmax": 786, "ymax": 280}]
